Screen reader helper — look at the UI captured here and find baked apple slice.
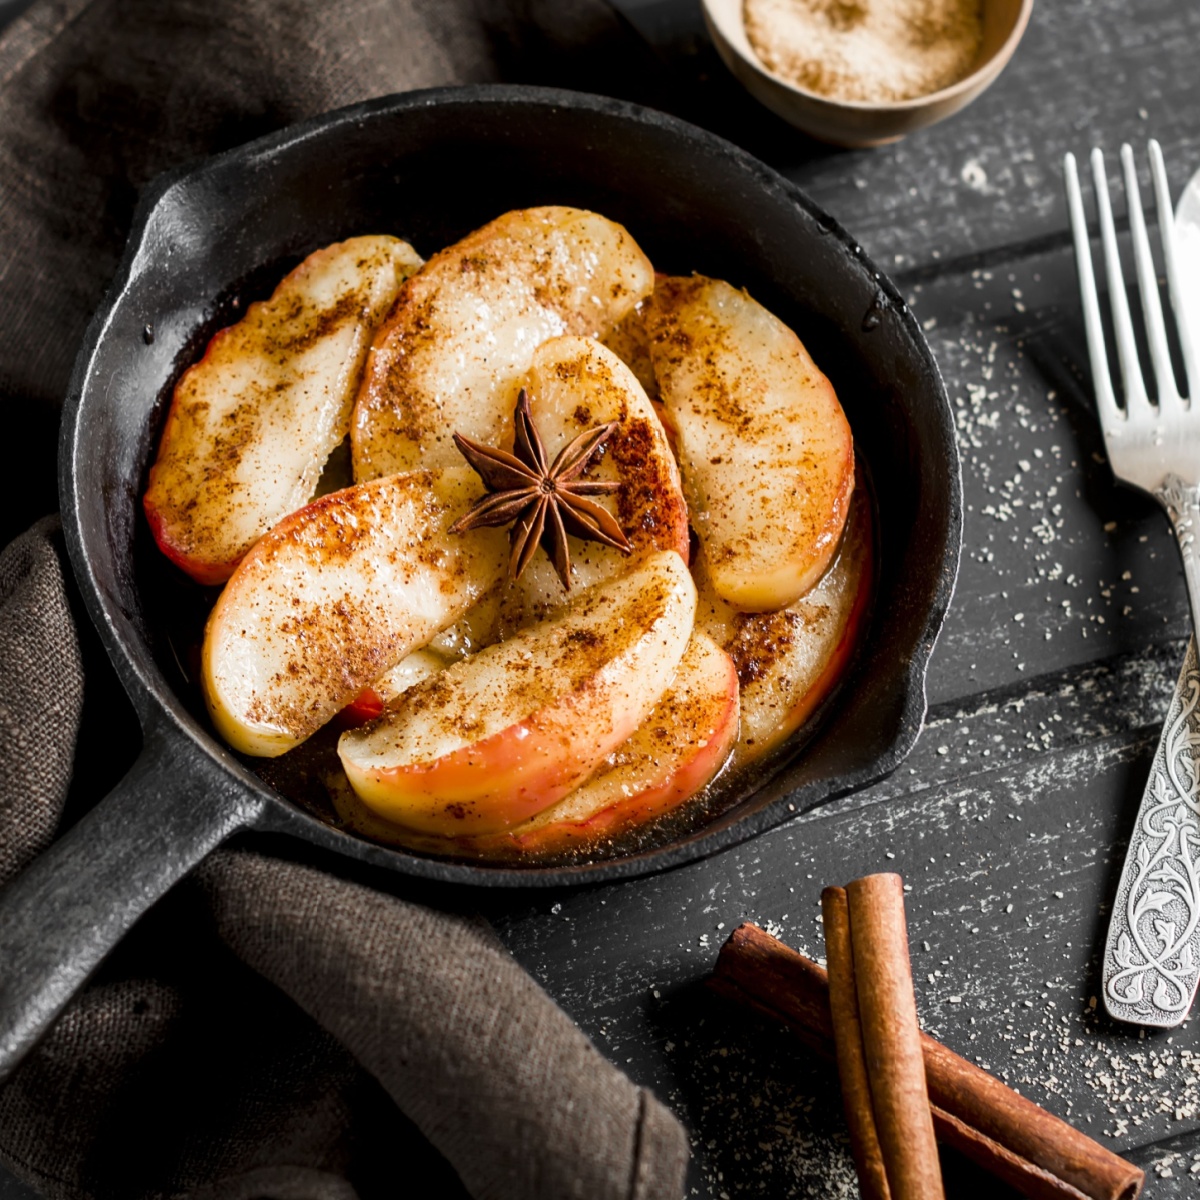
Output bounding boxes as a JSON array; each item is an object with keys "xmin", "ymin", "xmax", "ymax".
[
  {"xmin": 478, "ymin": 629, "xmax": 738, "ymax": 853},
  {"xmin": 351, "ymin": 207, "xmax": 654, "ymax": 480},
  {"xmin": 643, "ymin": 274, "xmax": 855, "ymax": 611},
  {"xmin": 697, "ymin": 482, "xmax": 873, "ymax": 769},
  {"xmin": 337, "ymin": 550, "xmax": 696, "ymax": 836},
  {"xmin": 330, "ymin": 630, "xmax": 737, "ymax": 856},
  {"xmin": 492, "ymin": 335, "xmax": 689, "ymax": 635},
  {"xmin": 202, "ymin": 466, "xmax": 506, "ymax": 757},
  {"xmin": 145, "ymin": 235, "xmax": 423, "ymax": 584}
]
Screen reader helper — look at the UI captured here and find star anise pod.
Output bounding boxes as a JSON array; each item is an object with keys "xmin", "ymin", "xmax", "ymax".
[{"xmin": 449, "ymin": 388, "xmax": 632, "ymax": 589}]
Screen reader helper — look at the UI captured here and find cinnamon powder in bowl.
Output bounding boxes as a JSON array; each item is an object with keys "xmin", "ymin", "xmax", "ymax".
[{"xmin": 702, "ymin": 0, "xmax": 1033, "ymax": 146}]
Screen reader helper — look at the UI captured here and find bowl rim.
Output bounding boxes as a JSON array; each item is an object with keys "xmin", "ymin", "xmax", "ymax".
[
  {"xmin": 702, "ymin": 0, "xmax": 1035, "ymax": 113},
  {"xmin": 59, "ymin": 83, "xmax": 963, "ymax": 886}
]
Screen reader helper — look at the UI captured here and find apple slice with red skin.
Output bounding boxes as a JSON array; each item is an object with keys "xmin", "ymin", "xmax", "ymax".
[
  {"xmin": 335, "ymin": 689, "xmax": 386, "ymax": 730},
  {"xmin": 351, "ymin": 206, "xmax": 654, "ymax": 481},
  {"xmin": 329, "ymin": 630, "xmax": 738, "ymax": 858},
  {"xmin": 337, "ymin": 550, "xmax": 696, "ymax": 837},
  {"xmin": 145, "ymin": 235, "xmax": 423, "ymax": 584},
  {"xmin": 697, "ymin": 479, "xmax": 873, "ymax": 770},
  {"xmin": 643, "ymin": 274, "xmax": 855, "ymax": 612},
  {"xmin": 490, "ymin": 335, "xmax": 689, "ymax": 637},
  {"xmin": 202, "ymin": 466, "xmax": 506, "ymax": 758},
  {"xmin": 466, "ymin": 629, "xmax": 738, "ymax": 855}
]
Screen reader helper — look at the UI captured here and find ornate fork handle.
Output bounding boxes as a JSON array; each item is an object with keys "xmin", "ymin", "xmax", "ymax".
[
  {"xmin": 1105, "ymin": 475, "xmax": 1200, "ymax": 1025},
  {"xmin": 1065, "ymin": 139, "xmax": 1200, "ymax": 1024},
  {"xmin": 1103, "ymin": 630, "xmax": 1200, "ymax": 1026}
]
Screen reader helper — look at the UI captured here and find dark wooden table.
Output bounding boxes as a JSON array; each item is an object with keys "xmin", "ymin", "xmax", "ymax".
[
  {"xmin": 480, "ymin": 2, "xmax": 1200, "ymax": 1195},
  {"xmin": 4, "ymin": 1, "xmax": 1199, "ymax": 1196}
]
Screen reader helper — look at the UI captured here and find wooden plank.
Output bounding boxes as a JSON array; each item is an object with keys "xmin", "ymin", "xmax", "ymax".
[
  {"xmin": 907, "ymin": 240, "xmax": 1193, "ymax": 705},
  {"xmin": 1123, "ymin": 1126, "xmax": 1200, "ymax": 1195}
]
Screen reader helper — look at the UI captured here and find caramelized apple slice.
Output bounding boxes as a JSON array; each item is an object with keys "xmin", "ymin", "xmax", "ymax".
[
  {"xmin": 145, "ymin": 235, "xmax": 423, "ymax": 584},
  {"xmin": 351, "ymin": 207, "xmax": 654, "ymax": 480},
  {"xmin": 493, "ymin": 336, "xmax": 689, "ymax": 635},
  {"xmin": 410, "ymin": 336, "xmax": 687, "ymax": 650},
  {"xmin": 337, "ymin": 550, "xmax": 696, "ymax": 836},
  {"xmin": 643, "ymin": 274, "xmax": 855, "ymax": 611},
  {"xmin": 331, "ymin": 630, "xmax": 737, "ymax": 856},
  {"xmin": 202, "ymin": 467, "xmax": 505, "ymax": 757},
  {"xmin": 697, "ymin": 483, "xmax": 873, "ymax": 769}
]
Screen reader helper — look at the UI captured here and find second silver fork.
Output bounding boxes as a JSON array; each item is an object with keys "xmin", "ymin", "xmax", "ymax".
[{"xmin": 1065, "ymin": 141, "xmax": 1200, "ymax": 1028}]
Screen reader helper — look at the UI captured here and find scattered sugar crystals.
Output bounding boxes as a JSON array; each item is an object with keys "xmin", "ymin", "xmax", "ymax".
[{"xmin": 898, "ymin": 279, "xmax": 1182, "ymax": 688}]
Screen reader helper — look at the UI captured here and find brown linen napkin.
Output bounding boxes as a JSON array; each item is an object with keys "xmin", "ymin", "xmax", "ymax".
[{"xmin": 0, "ymin": 2, "xmax": 687, "ymax": 1197}]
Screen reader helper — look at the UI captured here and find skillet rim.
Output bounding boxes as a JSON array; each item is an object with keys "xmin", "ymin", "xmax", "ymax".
[{"xmin": 58, "ymin": 82, "xmax": 963, "ymax": 887}]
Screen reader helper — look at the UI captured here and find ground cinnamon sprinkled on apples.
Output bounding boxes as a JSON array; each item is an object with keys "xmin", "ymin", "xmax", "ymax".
[
  {"xmin": 726, "ymin": 609, "xmax": 801, "ymax": 687},
  {"xmin": 744, "ymin": 0, "xmax": 984, "ymax": 103},
  {"xmin": 609, "ymin": 417, "xmax": 688, "ymax": 544}
]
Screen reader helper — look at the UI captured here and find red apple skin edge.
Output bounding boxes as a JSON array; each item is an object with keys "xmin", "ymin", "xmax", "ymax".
[
  {"xmin": 143, "ymin": 495, "xmax": 240, "ymax": 586},
  {"xmin": 334, "ymin": 688, "xmax": 385, "ymax": 730}
]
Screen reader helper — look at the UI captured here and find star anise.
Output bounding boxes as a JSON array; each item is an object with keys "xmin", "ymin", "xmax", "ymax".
[{"xmin": 449, "ymin": 389, "xmax": 632, "ymax": 589}]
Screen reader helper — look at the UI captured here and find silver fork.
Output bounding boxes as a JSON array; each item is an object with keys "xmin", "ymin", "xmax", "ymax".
[{"xmin": 1065, "ymin": 141, "xmax": 1200, "ymax": 1027}]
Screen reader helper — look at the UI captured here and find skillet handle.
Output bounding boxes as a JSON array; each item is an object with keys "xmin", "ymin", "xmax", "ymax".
[{"xmin": 0, "ymin": 719, "xmax": 263, "ymax": 1084}]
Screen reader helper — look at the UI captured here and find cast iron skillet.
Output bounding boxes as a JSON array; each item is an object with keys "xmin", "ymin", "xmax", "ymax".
[{"xmin": 0, "ymin": 85, "xmax": 961, "ymax": 1082}]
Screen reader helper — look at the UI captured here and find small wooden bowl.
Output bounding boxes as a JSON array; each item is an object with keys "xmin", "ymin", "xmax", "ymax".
[{"xmin": 702, "ymin": 0, "xmax": 1033, "ymax": 148}]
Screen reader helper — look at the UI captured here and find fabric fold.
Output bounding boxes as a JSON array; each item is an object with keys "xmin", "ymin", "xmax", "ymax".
[
  {"xmin": 196, "ymin": 850, "xmax": 689, "ymax": 1200},
  {"xmin": 0, "ymin": 517, "xmax": 83, "ymax": 889}
]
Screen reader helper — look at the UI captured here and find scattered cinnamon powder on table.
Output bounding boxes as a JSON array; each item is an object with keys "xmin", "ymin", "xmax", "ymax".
[{"xmin": 744, "ymin": 0, "xmax": 984, "ymax": 103}]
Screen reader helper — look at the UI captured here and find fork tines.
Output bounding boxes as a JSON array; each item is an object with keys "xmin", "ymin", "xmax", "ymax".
[{"xmin": 1064, "ymin": 140, "xmax": 1197, "ymax": 428}]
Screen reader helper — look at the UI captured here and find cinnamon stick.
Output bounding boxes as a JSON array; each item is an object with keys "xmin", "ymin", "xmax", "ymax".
[
  {"xmin": 844, "ymin": 875, "xmax": 945, "ymax": 1200},
  {"xmin": 709, "ymin": 923, "xmax": 1145, "ymax": 1200},
  {"xmin": 821, "ymin": 886, "xmax": 891, "ymax": 1200}
]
